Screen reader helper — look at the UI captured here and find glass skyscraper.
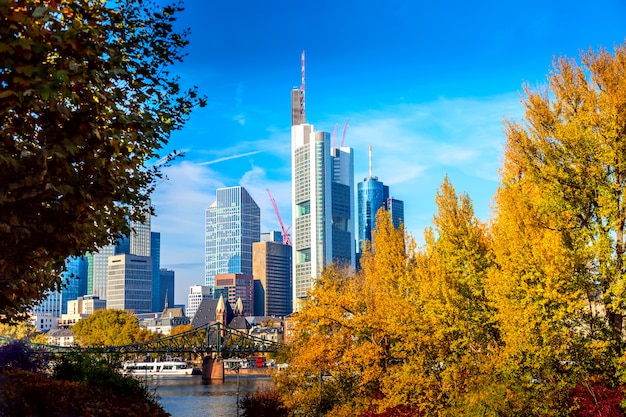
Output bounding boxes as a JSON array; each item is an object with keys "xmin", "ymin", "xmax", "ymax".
[
  {"xmin": 357, "ymin": 146, "xmax": 404, "ymax": 253},
  {"xmin": 290, "ymin": 53, "xmax": 355, "ymax": 312},
  {"xmin": 61, "ymin": 256, "xmax": 88, "ymax": 314},
  {"xmin": 291, "ymin": 125, "xmax": 355, "ymax": 312},
  {"xmin": 357, "ymin": 177, "xmax": 389, "ymax": 252},
  {"xmin": 205, "ymin": 186, "xmax": 261, "ymax": 290}
]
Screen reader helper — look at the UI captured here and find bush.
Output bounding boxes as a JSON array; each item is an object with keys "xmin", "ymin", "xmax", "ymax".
[
  {"xmin": 239, "ymin": 387, "xmax": 288, "ymax": 417},
  {"xmin": 0, "ymin": 340, "xmax": 48, "ymax": 373}
]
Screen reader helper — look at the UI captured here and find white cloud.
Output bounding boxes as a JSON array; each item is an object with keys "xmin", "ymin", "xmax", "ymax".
[{"xmin": 154, "ymin": 92, "xmax": 525, "ymax": 304}]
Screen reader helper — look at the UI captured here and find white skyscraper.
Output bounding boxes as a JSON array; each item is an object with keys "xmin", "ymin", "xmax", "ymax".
[
  {"xmin": 291, "ymin": 124, "xmax": 354, "ymax": 312},
  {"xmin": 290, "ymin": 52, "xmax": 355, "ymax": 312}
]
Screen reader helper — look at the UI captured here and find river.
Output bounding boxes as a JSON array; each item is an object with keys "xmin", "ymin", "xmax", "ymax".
[{"xmin": 149, "ymin": 375, "xmax": 273, "ymax": 417}]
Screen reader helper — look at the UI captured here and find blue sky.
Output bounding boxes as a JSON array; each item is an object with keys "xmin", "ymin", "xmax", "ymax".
[{"xmin": 150, "ymin": 0, "xmax": 626, "ymax": 305}]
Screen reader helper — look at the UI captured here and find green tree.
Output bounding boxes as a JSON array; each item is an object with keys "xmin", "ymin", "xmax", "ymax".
[
  {"xmin": 72, "ymin": 309, "xmax": 153, "ymax": 347},
  {"xmin": 0, "ymin": 0, "xmax": 205, "ymax": 321}
]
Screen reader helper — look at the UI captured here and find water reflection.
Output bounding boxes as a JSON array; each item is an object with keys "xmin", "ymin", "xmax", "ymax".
[{"xmin": 151, "ymin": 376, "xmax": 272, "ymax": 417}]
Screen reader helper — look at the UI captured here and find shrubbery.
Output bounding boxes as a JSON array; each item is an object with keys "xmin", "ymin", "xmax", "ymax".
[{"xmin": 0, "ymin": 341, "xmax": 170, "ymax": 417}]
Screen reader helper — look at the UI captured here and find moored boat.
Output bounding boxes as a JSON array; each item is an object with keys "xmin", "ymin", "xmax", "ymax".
[{"xmin": 122, "ymin": 358, "xmax": 201, "ymax": 377}]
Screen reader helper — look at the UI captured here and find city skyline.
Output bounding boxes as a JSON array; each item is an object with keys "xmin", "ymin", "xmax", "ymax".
[{"xmin": 149, "ymin": 0, "xmax": 626, "ymax": 305}]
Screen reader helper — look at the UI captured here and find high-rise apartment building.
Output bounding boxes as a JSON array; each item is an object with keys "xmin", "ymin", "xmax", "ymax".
[
  {"xmin": 291, "ymin": 54, "xmax": 355, "ymax": 312},
  {"xmin": 205, "ymin": 186, "xmax": 261, "ymax": 289},
  {"xmin": 253, "ymin": 241, "xmax": 292, "ymax": 317}
]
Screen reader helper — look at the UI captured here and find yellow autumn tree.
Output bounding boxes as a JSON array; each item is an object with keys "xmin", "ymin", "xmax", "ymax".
[
  {"xmin": 275, "ymin": 209, "xmax": 414, "ymax": 417},
  {"xmin": 374, "ymin": 177, "xmax": 498, "ymax": 416},
  {"xmin": 499, "ymin": 43, "xmax": 626, "ymax": 350},
  {"xmin": 484, "ymin": 43, "xmax": 626, "ymax": 413}
]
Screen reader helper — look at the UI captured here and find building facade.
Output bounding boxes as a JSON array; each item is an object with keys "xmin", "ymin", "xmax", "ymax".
[
  {"xmin": 214, "ymin": 273, "xmax": 254, "ymax": 316},
  {"xmin": 291, "ymin": 124, "xmax": 355, "ymax": 312},
  {"xmin": 87, "ymin": 244, "xmax": 117, "ymax": 299},
  {"xmin": 252, "ymin": 241, "xmax": 292, "ymax": 317},
  {"xmin": 106, "ymin": 254, "xmax": 152, "ymax": 314},
  {"xmin": 151, "ymin": 232, "xmax": 162, "ymax": 312},
  {"xmin": 357, "ymin": 146, "xmax": 404, "ymax": 254},
  {"xmin": 205, "ymin": 186, "xmax": 260, "ymax": 289},
  {"xmin": 386, "ymin": 197, "xmax": 405, "ymax": 230},
  {"xmin": 187, "ymin": 285, "xmax": 213, "ymax": 319},
  {"xmin": 358, "ymin": 177, "xmax": 389, "ymax": 252},
  {"xmin": 159, "ymin": 268, "xmax": 175, "ymax": 311}
]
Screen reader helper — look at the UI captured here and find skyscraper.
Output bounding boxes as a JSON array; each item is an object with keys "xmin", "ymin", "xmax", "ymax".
[
  {"xmin": 61, "ymin": 256, "xmax": 89, "ymax": 315},
  {"xmin": 357, "ymin": 146, "xmax": 404, "ymax": 253},
  {"xmin": 106, "ymin": 254, "xmax": 152, "ymax": 314},
  {"xmin": 205, "ymin": 186, "xmax": 261, "ymax": 289},
  {"xmin": 357, "ymin": 176, "xmax": 389, "ymax": 252},
  {"xmin": 87, "ymin": 244, "xmax": 117, "ymax": 299},
  {"xmin": 385, "ymin": 197, "xmax": 405, "ymax": 230},
  {"xmin": 291, "ymin": 54, "xmax": 355, "ymax": 312},
  {"xmin": 253, "ymin": 240, "xmax": 292, "ymax": 317},
  {"xmin": 151, "ymin": 231, "xmax": 162, "ymax": 312}
]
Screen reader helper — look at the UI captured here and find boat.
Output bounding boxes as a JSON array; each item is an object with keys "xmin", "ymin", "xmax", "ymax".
[{"xmin": 122, "ymin": 358, "xmax": 201, "ymax": 377}]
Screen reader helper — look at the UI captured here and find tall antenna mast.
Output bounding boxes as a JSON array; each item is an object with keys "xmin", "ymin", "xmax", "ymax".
[
  {"xmin": 369, "ymin": 145, "xmax": 373, "ymax": 178},
  {"xmin": 300, "ymin": 50, "xmax": 305, "ymax": 121}
]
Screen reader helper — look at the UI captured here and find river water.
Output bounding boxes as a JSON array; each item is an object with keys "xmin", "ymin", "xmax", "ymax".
[{"xmin": 149, "ymin": 375, "xmax": 273, "ymax": 417}]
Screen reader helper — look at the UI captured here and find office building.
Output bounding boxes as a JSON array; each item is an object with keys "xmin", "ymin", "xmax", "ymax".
[
  {"xmin": 214, "ymin": 273, "xmax": 254, "ymax": 316},
  {"xmin": 151, "ymin": 232, "xmax": 162, "ymax": 312},
  {"xmin": 159, "ymin": 268, "xmax": 175, "ymax": 311},
  {"xmin": 106, "ymin": 254, "xmax": 152, "ymax": 314},
  {"xmin": 386, "ymin": 197, "xmax": 405, "ymax": 230},
  {"xmin": 253, "ymin": 241, "xmax": 292, "ymax": 317},
  {"xmin": 87, "ymin": 244, "xmax": 117, "ymax": 299},
  {"xmin": 260, "ymin": 231, "xmax": 283, "ymax": 243},
  {"xmin": 187, "ymin": 285, "xmax": 213, "ymax": 319},
  {"xmin": 130, "ymin": 214, "xmax": 151, "ymax": 257},
  {"xmin": 357, "ymin": 146, "xmax": 404, "ymax": 253},
  {"xmin": 60, "ymin": 256, "xmax": 89, "ymax": 314},
  {"xmin": 290, "ymin": 53, "xmax": 355, "ymax": 311},
  {"xmin": 205, "ymin": 186, "xmax": 261, "ymax": 289}
]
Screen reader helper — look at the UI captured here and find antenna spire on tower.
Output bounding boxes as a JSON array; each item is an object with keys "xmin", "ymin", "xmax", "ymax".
[
  {"xmin": 300, "ymin": 50, "xmax": 305, "ymax": 120},
  {"xmin": 369, "ymin": 145, "xmax": 373, "ymax": 178}
]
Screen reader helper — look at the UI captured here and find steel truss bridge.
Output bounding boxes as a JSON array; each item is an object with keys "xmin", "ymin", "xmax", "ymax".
[{"xmin": 0, "ymin": 322, "xmax": 282, "ymax": 359}]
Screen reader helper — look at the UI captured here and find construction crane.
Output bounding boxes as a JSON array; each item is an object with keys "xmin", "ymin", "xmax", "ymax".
[
  {"xmin": 340, "ymin": 118, "xmax": 349, "ymax": 147},
  {"xmin": 266, "ymin": 189, "xmax": 292, "ymax": 246}
]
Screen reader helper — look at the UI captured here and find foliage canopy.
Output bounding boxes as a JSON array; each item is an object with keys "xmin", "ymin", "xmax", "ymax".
[
  {"xmin": 275, "ymin": 42, "xmax": 626, "ymax": 416},
  {"xmin": 0, "ymin": 0, "xmax": 205, "ymax": 320},
  {"xmin": 72, "ymin": 309, "xmax": 153, "ymax": 347}
]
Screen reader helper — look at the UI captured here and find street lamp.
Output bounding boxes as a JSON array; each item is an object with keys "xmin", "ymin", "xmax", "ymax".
[{"xmin": 235, "ymin": 365, "xmax": 241, "ymax": 417}]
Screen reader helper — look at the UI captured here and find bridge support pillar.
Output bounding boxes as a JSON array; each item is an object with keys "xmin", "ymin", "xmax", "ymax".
[{"xmin": 201, "ymin": 356, "xmax": 224, "ymax": 382}]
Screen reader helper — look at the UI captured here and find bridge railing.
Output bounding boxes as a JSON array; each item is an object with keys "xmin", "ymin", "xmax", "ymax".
[{"xmin": 0, "ymin": 322, "xmax": 282, "ymax": 357}]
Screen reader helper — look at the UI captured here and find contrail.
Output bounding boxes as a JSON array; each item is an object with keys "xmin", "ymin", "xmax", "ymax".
[{"xmin": 198, "ymin": 150, "xmax": 262, "ymax": 166}]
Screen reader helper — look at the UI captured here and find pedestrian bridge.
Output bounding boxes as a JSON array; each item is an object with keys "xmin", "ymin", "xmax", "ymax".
[{"xmin": 0, "ymin": 322, "xmax": 282, "ymax": 376}]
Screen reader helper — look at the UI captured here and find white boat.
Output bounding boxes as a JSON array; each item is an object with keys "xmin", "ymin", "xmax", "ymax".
[{"xmin": 122, "ymin": 359, "xmax": 200, "ymax": 377}]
